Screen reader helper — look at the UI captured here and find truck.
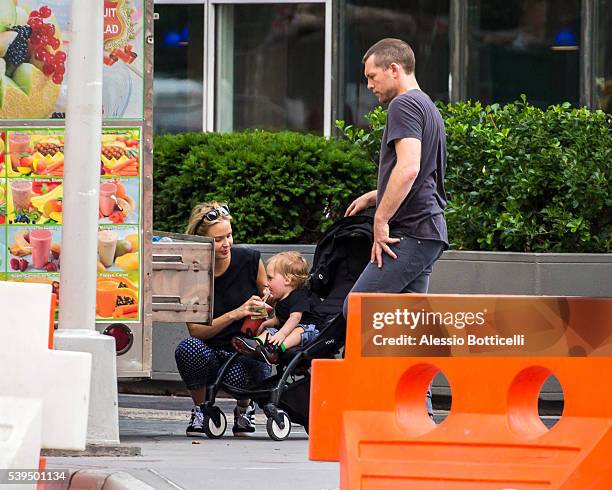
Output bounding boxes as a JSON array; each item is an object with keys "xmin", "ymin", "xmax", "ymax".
[{"xmin": 0, "ymin": 0, "xmax": 217, "ymax": 379}]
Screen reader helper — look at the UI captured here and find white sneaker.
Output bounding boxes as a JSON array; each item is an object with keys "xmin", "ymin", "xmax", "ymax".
[
  {"xmin": 186, "ymin": 405, "xmax": 205, "ymax": 436},
  {"xmin": 232, "ymin": 402, "xmax": 256, "ymax": 435}
]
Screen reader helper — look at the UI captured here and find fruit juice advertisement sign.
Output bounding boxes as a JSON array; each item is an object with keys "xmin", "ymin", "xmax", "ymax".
[
  {"xmin": 6, "ymin": 128, "xmax": 64, "ymax": 176},
  {"xmin": 0, "ymin": 126, "xmax": 142, "ymax": 322},
  {"xmin": 7, "ymin": 224, "xmax": 60, "ymax": 272},
  {"xmin": 0, "ymin": 0, "xmax": 144, "ymax": 120},
  {"xmin": 100, "ymin": 128, "xmax": 140, "ymax": 177},
  {"xmin": 96, "ymin": 225, "xmax": 140, "ymax": 321},
  {"xmin": 102, "ymin": 0, "xmax": 144, "ymax": 119},
  {"xmin": 99, "ymin": 177, "xmax": 138, "ymax": 225},
  {"xmin": 0, "ymin": 180, "xmax": 6, "ymax": 222},
  {"xmin": 7, "ymin": 178, "xmax": 62, "ymax": 225},
  {"xmin": 96, "ymin": 271, "xmax": 138, "ymax": 319}
]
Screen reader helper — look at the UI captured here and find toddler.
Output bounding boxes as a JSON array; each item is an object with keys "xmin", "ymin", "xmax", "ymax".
[{"xmin": 232, "ymin": 251, "xmax": 320, "ymax": 364}]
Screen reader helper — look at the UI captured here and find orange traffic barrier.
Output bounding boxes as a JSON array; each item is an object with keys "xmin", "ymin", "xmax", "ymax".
[
  {"xmin": 37, "ymin": 456, "xmax": 46, "ymax": 490},
  {"xmin": 48, "ymin": 293, "xmax": 57, "ymax": 349},
  {"xmin": 309, "ymin": 293, "xmax": 612, "ymax": 489}
]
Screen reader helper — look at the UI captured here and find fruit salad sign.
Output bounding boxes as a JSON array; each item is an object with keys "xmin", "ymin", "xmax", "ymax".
[
  {"xmin": 0, "ymin": 127, "xmax": 142, "ymax": 321},
  {"xmin": 0, "ymin": 0, "xmax": 144, "ymax": 120}
]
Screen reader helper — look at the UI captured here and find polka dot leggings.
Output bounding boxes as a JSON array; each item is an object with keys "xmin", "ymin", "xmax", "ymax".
[{"xmin": 175, "ymin": 337, "xmax": 271, "ymax": 391}]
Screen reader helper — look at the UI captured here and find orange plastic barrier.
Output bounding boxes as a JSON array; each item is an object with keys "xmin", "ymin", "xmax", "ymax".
[
  {"xmin": 309, "ymin": 293, "xmax": 612, "ymax": 489},
  {"xmin": 37, "ymin": 456, "xmax": 46, "ymax": 490}
]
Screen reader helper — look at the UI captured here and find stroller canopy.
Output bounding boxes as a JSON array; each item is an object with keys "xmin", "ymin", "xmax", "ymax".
[{"xmin": 309, "ymin": 210, "xmax": 374, "ymax": 319}]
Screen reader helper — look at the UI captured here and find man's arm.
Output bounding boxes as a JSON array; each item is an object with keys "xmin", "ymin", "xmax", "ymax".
[{"xmin": 372, "ymin": 137, "xmax": 421, "ymax": 267}]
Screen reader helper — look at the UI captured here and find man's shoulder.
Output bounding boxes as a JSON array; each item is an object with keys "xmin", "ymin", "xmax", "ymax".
[{"xmin": 388, "ymin": 90, "xmax": 428, "ymax": 117}]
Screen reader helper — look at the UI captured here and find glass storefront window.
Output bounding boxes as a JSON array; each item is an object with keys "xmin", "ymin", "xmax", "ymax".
[
  {"xmin": 154, "ymin": 5, "xmax": 204, "ymax": 133},
  {"xmin": 595, "ymin": 0, "xmax": 612, "ymax": 112},
  {"xmin": 215, "ymin": 4, "xmax": 325, "ymax": 134},
  {"xmin": 338, "ymin": 0, "xmax": 450, "ymax": 126},
  {"xmin": 467, "ymin": 0, "xmax": 580, "ymax": 107}
]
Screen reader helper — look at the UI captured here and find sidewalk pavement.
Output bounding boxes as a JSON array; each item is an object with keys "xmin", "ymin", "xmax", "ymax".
[
  {"xmin": 45, "ymin": 394, "xmax": 340, "ymax": 490},
  {"xmin": 44, "ymin": 394, "xmax": 560, "ymax": 490}
]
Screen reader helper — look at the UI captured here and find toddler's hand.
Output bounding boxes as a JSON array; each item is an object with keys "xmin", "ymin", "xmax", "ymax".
[{"xmin": 269, "ymin": 332, "xmax": 286, "ymax": 346}]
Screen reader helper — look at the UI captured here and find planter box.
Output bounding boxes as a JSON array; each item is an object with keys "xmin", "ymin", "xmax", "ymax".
[
  {"xmin": 151, "ymin": 247, "xmax": 611, "ymax": 401},
  {"xmin": 249, "ymin": 245, "xmax": 612, "ymax": 297}
]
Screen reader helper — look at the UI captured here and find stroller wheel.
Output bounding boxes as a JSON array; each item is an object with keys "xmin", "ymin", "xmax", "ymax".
[
  {"xmin": 203, "ymin": 408, "xmax": 227, "ymax": 439},
  {"xmin": 266, "ymin": 410, "xmax": 292, "ymax": 441}
]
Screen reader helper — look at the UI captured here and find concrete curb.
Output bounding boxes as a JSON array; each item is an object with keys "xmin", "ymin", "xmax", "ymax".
[
  {"xmin": 42, "ymin": 444, "xmax": 141, "ymax": 457},
  {"xmin": 68, "ymin": 470, "xmax": 154, "ymax": 489}
]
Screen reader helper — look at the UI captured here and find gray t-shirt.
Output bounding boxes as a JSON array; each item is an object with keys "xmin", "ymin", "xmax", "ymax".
[{"xmin": 378, "ymin": 89, "xmax": 448, "ymax": 247}]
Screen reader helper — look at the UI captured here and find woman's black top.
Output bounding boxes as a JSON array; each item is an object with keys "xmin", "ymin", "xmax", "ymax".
[{"xmin": 208, "ymin": 246, "xmax": 261, "ymax": 348}]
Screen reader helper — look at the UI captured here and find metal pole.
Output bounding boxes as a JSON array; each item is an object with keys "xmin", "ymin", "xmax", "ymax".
[{"xmin": 58, "ymin": 3, "xmax": 104, "ymax": 330}]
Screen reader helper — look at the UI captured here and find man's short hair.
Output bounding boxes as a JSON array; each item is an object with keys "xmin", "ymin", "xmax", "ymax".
[{"xmin": 362, "ymin": 38, "xmax": 415, "ymax": 75}]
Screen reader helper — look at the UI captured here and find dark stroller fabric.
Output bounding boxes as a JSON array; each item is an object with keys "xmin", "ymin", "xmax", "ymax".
[
  {"xmin": 309, "ymin": 210, "xmax": 374, "ymax": 322},
  {"xmin": 275, "ymin": 211, "xmax": 374, "ymax": 432}
]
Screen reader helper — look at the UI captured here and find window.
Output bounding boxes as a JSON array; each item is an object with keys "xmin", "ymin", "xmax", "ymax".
[
  {"xmin": 338, "ymin": 0, "xmax": 450, "ymax": 126},
  {"xmin": 214, "ymin": 3, "xmax": 326, "ymax": 134},
  {"xmin": 154, "ymin": 4, "xmax": 205, "ymax": 133},
  {"xmin": 595, "ymin": 0, "xmax": 612, "ymax": 112},
  {"xmin": 467, "ymin": 0, "xmax": 581, "ymax": 107}
]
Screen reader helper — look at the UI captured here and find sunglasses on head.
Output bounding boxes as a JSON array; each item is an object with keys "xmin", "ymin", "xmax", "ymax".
[{"xmin": 201, "ymin": 204, "xmax": 230, "ymax": 223}]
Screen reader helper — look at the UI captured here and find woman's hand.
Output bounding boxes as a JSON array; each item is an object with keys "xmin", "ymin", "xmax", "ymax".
[
  {"xmin": 268, "ymin": 331, "xmax": 287, "ymax": 346},
  {"xmin": 234, "ymin": 295, "xmax": 266, "ymax": 320}
]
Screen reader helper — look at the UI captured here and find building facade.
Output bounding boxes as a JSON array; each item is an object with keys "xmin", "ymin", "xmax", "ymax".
[{"xmin": 153, "ymin": 0, "xmax": 611, "ymax": 136}]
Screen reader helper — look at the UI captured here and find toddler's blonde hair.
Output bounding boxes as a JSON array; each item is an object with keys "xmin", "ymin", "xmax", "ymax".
[{"xmin": 267, "ymin": 251, "xmax": 309, "ymax": 288}]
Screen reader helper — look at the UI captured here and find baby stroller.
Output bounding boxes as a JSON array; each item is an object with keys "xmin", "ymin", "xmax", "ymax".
[{"xmin": 199, "ymin": 210, "xmax": 374, "ymax": 440}]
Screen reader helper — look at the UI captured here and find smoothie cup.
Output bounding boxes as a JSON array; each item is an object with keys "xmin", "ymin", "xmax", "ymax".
[
  {"xmin": 99, "ymin": 182, "xmax": 117, "ymax": 217},
  {"xmin": 241, "ymin": 303, "xmax": 273, "ymax": 336},
  {"xmin": 9, "ymin": 133, "xmax": 31, "ymax": 170},
  {"xmin": 98, "ymin": 229, "xmax": 118, "ymax": 267},
  {"xmin": 10, "ymin": 180, "xmax": 32, "ymax": 212},
  {"xmin": 29, "ymin": 229, "xmax": 52, "ymax": 269}
]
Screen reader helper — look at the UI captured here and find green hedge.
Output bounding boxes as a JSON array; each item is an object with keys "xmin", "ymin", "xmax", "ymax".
[
  {"xmin": 153, "ymin": 131, "xmax": 376, "ymax": 243},
  {"xmin": 337, "ymin": 98, "xmax": 611, "ymax": 253},
  {"xmin": 154, "ymin": 99, "xmax": 611, "ymax": 252}
]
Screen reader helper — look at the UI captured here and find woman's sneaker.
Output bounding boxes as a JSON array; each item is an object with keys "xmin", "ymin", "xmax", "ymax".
[
  {"xmin": 232, "ymin": 402, "xmax": 256, "ymax": 436},
  {"xmin": 186, "ymin": 405, "xmax": 205, "ymax": 436}
]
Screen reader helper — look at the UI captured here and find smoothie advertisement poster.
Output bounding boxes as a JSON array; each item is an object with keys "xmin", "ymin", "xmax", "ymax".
[
  {"xmin": 0, "ymin": 127, "xmax": 142, "ymax": 322},
  {"xmin": 0, "ymin": 0, "xmax": 144, "ymax": 120}
]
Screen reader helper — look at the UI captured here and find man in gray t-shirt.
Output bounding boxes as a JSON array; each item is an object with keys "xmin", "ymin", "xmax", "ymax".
[
  {"xmin": 344, "ymin": 39, "xmax": 447, "ymax": 417},
  {"xmin": 344, "ymin": 37, "xmax": 448, "ymax": 309}
]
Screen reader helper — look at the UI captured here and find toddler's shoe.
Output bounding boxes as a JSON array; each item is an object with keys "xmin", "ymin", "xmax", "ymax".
[
  {"xmin": 256, "ymin": 342, "xmax": 280, "ymax": 365},
  {"xmin": 232, "ymin": 336, "xmax": 260, "ymax": 357}
]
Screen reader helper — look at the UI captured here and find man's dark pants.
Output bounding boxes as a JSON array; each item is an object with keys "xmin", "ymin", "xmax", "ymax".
[{"xmin": 343, "ymin": 236, "xmax": 445, "ymax": 416}]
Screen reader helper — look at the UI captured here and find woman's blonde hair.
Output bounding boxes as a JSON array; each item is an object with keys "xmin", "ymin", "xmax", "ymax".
[
  {"xmin": 267, "ymin": 251, "xmax": 309, "ymax": 288},
  {"xmin": 185, "ymin": 201, "xmax": 232, "ymax": 236}
]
